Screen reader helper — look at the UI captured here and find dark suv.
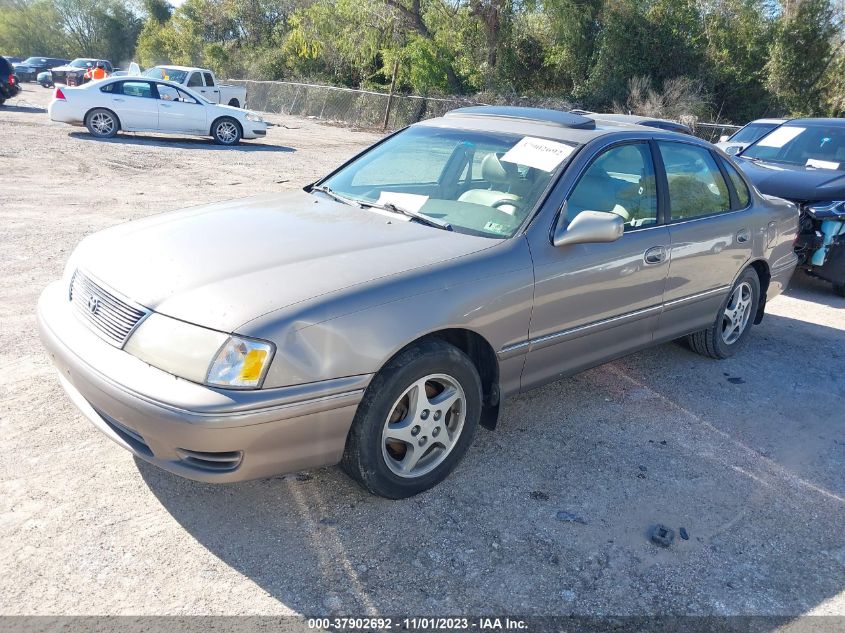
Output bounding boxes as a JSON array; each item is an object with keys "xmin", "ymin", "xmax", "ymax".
[
  {"xmin": 13, "ymin": 56, "xmax": 68, "ymax": 82},
  {"xmin": 0, "ymin": 56, "xmax": 20, "ymax": 105}
]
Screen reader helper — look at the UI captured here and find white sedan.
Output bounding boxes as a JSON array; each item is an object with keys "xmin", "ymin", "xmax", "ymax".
[{"xmin": 48, "ymin": 77, "xmax": 267, "ymax": 145}]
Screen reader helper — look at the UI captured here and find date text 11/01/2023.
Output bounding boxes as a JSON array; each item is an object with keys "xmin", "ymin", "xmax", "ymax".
[{"xmin": 307, "ymin": 617, "xmax": 528, "ymax": 630}]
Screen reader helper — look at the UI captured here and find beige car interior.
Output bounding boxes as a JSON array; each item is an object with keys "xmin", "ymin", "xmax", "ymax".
[
  {"xmin": 458, "ymin": 153, "xmax": 541, "ymax": 216},
  {"xmin": 567, "ymin": 145, "xmax": 657, "ymax": 228}
]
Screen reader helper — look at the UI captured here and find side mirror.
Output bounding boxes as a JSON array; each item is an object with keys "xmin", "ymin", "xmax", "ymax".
[
  {"xmin": 553, "ymin": 209, "xmax": 624, "ymax": 247},
  {"xmin": 719, "ymin": 135, "xmax": 730, "ymax": 143}
]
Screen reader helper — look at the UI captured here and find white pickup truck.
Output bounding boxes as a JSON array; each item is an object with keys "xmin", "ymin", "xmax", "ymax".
[{"xmin": 142, "ymin": 66, "xmax": 247, "ymax": 108}]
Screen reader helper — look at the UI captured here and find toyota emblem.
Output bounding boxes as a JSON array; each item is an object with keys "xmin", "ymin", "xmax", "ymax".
[{"xmin": 87, "ymin": 295, "xmax": 101, "ymax": 315}]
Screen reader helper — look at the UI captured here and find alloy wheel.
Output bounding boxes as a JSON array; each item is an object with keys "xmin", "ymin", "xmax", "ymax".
[
  {"xmin": 90, "ymin": 112, "xmax": 114, "ymax": 135},
  {"xmin": 381, "ymin": 373, "xmax": 466, "ymax": 478},
  {"xmin": 721, "ymin": 281, "xmax": 753, "ymax": 344},
  {"xmin": 216, "ymin": 121, "xmax": 238, "ymax": 144}
]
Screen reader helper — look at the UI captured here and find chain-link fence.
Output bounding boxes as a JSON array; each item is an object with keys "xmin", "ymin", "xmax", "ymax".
[
  {"xmin": 233, "ymin": 79, "xmax": 483, "ymax": 130},
  {"xmin": 232, "ymin": 79, "xmax": 744, "ymax": 140}
]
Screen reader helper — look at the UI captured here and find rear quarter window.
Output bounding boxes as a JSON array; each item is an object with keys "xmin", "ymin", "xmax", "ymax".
[{"xmin": 721, "ymin": 158, "xmax": 751, "ymax": 208}]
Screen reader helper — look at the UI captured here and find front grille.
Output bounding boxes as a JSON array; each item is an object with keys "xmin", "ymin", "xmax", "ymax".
[{"xmin": 69, "ymin": 270, "xmax": 148, "ymax": 347}]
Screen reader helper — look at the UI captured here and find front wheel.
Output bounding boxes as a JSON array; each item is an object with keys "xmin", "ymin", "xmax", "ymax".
[
  {"xmin": 688, "ymin": 267, "xmax": 760, "ymax": 359},
  {"xmin": 85, "ymin": 108, "xmax": 119, "ymax": 138},
  {"xmin": 212, "ymin": 117, "xmax": 241, "ymax": 145},
  {"xmin": 341, "ymin": 340, "xmax": 482, "ymax": 498}
]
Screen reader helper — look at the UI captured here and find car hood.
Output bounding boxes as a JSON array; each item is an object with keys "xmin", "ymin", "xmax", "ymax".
[
  {"xmin": 737, "ymin": 157, "xmax": 845, "ymax": 203},
  {"xmin": 50, "ymin": 64, "xmax": 84, "ymax": 73},
  {"xmin": 71, "ymin": 191, "xmax": 496, "ymax": 332}
]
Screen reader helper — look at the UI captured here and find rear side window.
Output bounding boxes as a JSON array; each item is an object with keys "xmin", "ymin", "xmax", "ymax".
[
  {"xmin": 119, "ymin": 81, "xmax": 154, "ymax": 99},
  {"xmin": 187, "ymin": 72, "xmax": 203, "ymax": 87},
  {"xmin": 203, "ymin": 72, "xmax": 215, "ymax": 86},
  {"xmin": 100, "ymin": 83, "xmax": 115, "ymax": 93},
  {"xmin": 720, "ymin": 158, "xmax": 751, "ymax": 208},
  {"xmin": 658, "ymin": 142, "xmax": 731, "ymax": 221}
]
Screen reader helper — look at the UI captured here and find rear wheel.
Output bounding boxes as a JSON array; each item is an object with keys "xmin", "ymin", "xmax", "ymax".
[
  {"xmin": 688, "ymin": 268, "xmax": 760, "ymax": 359},
  {"xmin": 212, "ymin": 117, "xmax": 241, "ymax": 145},
  {"xmin": 85, "ymin": 108, "xmax": 119, "ymax": 138},
  {"xmin": 341, "ymin": 340, "xmax": 482, "ymax": 498}
]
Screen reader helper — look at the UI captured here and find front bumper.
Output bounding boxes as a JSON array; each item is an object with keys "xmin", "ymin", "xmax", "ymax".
[
  {"xmin": 37, "ymin": 281, "xmax": 368, "ymax": 483},
  {"xmin": 242, "ymin": 121, "xmax": 267, "ymax": 139}
]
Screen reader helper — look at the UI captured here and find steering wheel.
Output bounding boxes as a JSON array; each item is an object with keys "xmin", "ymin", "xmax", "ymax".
[{"xmin": 491, "ymin": 198, "xmax": 523, "ymax": 213}]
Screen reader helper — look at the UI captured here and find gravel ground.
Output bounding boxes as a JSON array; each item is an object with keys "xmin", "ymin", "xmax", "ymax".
[{"xmin": 1, "ymin": 85, "xmax": 844, "ymax": 621}]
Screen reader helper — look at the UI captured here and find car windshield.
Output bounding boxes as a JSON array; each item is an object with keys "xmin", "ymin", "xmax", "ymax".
[
  {"xmin": 742, "ymin": 124, "xmax": 845, "ymax": 170},
  {"xmin": 317, "ymin": 126, "xmax": 575, "ymax": 238},
  {"xmin": 729, "ymin": 122, "xmax": 780, "ymax": 144},
  {"xmin": 69, "ymin": 59, "xmax": 95, "ymax": 68},
  {"xmin": 144, "ymin": 67, "xmax": 188, "ymax": 83},
  {"xmin": 22, "ymin": 57, "xmax": 47, "ymax": 65}
]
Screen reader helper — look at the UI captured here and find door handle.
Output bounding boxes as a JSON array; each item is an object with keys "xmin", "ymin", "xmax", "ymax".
[
  {"xmin": 644, "ymin": 246, "xmax": 667, "ymax": 265},
  {"xmin": 160, "ymin": 103, "xmax": 171, "ymax": 108},
  {"xmin": 736, "ymin": 228, "xmax": 750, "ymax": 243},
  {"xmin": 112, "ymin": 98, "xmax": 124, "ymax": 102}
]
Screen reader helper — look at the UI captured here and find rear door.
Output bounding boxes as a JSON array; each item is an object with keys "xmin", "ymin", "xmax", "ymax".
[
  {"xmin": 654, "ymin": 140, "xmax": 753, "ymax": 341},
  {"xmin": 109, "ymin": 80, "xmax": 158, "ymax": 130},
  {"xmin": 155, "ymin": 83, "xmax": 207, "ymax": 134}
]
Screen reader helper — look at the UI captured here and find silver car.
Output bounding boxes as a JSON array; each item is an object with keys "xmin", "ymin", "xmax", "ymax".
[{"xmin": 38, "ymin": 107, "xmax": 799, "ymax": 498}]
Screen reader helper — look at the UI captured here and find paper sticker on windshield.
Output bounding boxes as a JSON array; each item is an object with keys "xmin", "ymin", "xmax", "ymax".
[
  {"xmin": 806, "ymin": 158, "xmax": 840, "ymax": 170},
  {"xmin": 757, "ymin": 127, "xmax": 805, "ymax": 148},
  {"xmin": 500, "ymin": 137, "xmax": 574, "ymax": 172},
  {"xmin": 377, "ymin": 191, "xmax": 429, "ymax": 213}
]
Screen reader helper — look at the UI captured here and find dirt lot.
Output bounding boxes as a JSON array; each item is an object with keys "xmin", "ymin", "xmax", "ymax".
[{"xmin": 1, "ymin": 84, "xmax": 844, "ymax": 621}]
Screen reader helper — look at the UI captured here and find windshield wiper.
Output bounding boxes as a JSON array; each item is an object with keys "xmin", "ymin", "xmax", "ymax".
[
  {"xmin": 361, "ymin": 201, "xmax": 453, "ymax": 231},
  {"xmin": 309, "ymin": 185, "xmax": 361, "ymax": 207}
]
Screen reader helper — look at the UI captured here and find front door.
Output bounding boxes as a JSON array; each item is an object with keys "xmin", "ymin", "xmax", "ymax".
[
  {"xmin": 522, "ymin": 141, "xmax": 670, "ymax": 390},
  {"xmin": 654, "ymin": 141, "xmax": 753, "ymax": 340},
  {"xmin": 155, "ymin": 84, "xmax": 208, "ymax": 134}
]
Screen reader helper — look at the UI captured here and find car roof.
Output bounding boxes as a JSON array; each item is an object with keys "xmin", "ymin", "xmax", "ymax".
[
  {"xmin": 152, "ymin": 65, "xmax": 205, "ymax": 72},
  {"xmin": 747, "ymin": 118, "xmax": 788, "ymax": 124},
  {"xmin": 422, "ymin": 106, "xmax": 690, "ymax": 145},
  {"xmin": 779, "ymin": 117, "xmax": 845, "ymax": 127}
]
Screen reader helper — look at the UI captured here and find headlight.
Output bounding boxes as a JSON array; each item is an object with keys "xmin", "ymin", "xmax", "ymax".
[
  {"xmin": 245, "ymin": 112, "xmax": 263, "ymax": 122},
  {"xmin": 805, "ymin": 201, "xmax": 845, "ymax": 219},
  {"xmin": 124, "ymin": 313, "xmax": 274, "ymax": 389}
]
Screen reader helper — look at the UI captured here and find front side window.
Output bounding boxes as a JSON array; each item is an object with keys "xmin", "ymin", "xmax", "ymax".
[
  {"xmin": 566, "ymin": 143, "xmax": 657, "ymax": 230},
  {"xmin": 319, "ymin": 126, "xmax": 575, "ymax": 238},
  {"xmin": 658, "ymin": 142, "xmax": 731, "ymax": 221},
  {"xmin": 742, "ymin": 124, "xmax": 845, "ymax": 170},
  {"xmin": 119, "ymin": 81, "xmax": 154, "ymax": 99},
  {"xmin": 157, "ymin": 84, "xmax": 197, "ymax": 103}
]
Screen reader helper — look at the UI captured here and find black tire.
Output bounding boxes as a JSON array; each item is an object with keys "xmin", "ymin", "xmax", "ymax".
[
  {"xmin": 341, "ymin": 339, "xmax": 483, "ymax": 499},
  {"xmin": 688, "ymin": 267, "xmax": 761, "ymax": 359},
  {"xmin": 227, "ymin": 98, "xmax": 240, "ymax": 108},
  {"xmin": 833, "ymin": 282, "xmax": 845, "ymax": 297},
  {"xmin": 85, "ymin": 108, "xmax": 119, "ymax": 138},
  {"xmin": 211, "ymin": 117, "xmax": 241, "ymax": 145}
]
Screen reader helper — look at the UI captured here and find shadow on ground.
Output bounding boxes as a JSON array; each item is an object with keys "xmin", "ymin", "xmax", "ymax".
[
  {"xmin": 1, "ymin": 104, "xmax": 46, "ymax": 114},
  {"xmin": 139, "ymin": 281, "xmax": 845, "ymax": 618},
  {"xmin": 69, "ymin": 131, "xmax": 295, "ymax": 152}
]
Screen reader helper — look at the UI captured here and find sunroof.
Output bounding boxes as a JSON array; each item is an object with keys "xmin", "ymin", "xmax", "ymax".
[{"xmin": 446, "ymin": 106, "xmax": 596, "ymax": 130}]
